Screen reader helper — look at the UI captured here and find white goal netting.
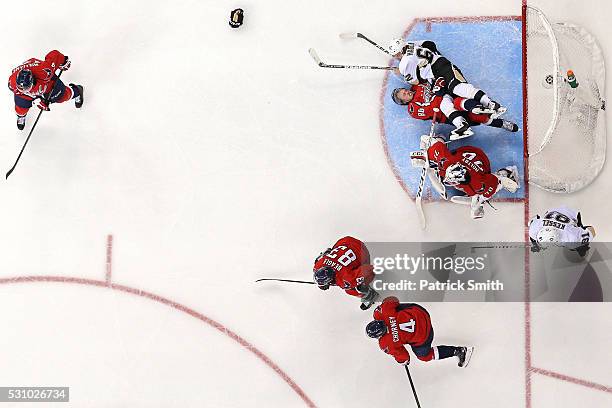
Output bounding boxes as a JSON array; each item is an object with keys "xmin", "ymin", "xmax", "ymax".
[{"xmin": 526, "ymin": 5, "xmax": 606, "ymax": 193}]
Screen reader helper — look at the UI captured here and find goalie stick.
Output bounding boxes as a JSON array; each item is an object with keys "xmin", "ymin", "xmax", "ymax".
[
  {"xmin": 415, "ymin": 109, "xmax": 439, "ymax": 230},
  {"xmin": 339, "ymin": 32, "xmax": 392, "ymax": 56},
  {"xmin": 308, "ymin": 48, "xmax": 394, "ymax": 70}
]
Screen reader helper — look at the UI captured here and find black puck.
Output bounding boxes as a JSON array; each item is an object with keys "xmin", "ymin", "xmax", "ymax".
[{"xmin": 229, "ymin": 8, "xmax": 244, "ymax": 28}]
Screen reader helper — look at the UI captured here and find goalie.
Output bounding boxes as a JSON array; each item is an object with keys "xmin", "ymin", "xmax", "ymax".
[
  {"xmin": 391, "ymin": 79, "xmax": 519, "ymax": 140},
  {"xmin": 411, "ymin": 137, "xmax": 520, "ymax": 219},
  {"xmin": 528, "ymin": 207, "xmax": 596, "ymax": 257}
]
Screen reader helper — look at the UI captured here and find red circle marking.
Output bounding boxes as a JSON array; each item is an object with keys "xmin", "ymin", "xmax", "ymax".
[{"xmin": 0, "ymin": 275, "xmax": 317, "ymax": 407}]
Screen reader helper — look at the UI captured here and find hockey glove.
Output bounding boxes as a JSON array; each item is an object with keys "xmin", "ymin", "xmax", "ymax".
[
  {"xmin": 529, "ymin": 238, "xmax": 541, "ymax": 253},
  {"xmin": 59, "ymin": 57, "xmax": 71, "ymax": 71},
  {"xmin": 575, "ymin": 245, "xmax": 590, "ymax": 258},
  {"xmin": 432, "ymin": 77, "xmax": 447, "ymax": 96},
  {"xmin": 33, "ymin": 97, "xmax": 50, "ymax": 111}
]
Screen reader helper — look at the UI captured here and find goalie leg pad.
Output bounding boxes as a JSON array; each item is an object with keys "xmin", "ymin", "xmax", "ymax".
[
  {"xmin": 496, "ymin": 166, "xmax": 520, "ymax": 192},
  {"xmin": 471, "ymin": 195, "xmax": 485, "ymax": 219},
  {"xmin": 420, "ymin": 134, "xmax": 445, "ymax": 150}
]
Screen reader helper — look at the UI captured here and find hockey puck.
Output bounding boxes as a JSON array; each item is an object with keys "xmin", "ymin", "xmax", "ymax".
[{"xmin": 229, "ymin": 8, "xmax": 244, "ymax": 28}]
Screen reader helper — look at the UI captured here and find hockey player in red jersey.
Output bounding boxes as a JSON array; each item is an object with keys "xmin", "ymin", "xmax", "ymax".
[
  {"xmin": 418, "ymin": 139, "xmax": 520, "ymax": 219},
  {"xmin": 391, "ymin": 79, "xmax": 518, "ymax": 140},
  {"xmin": 8, "ymin": 50, "xmax": 84, "ymax": 130},
  {"xmin": 313, "ymin": 236, "xmax": 379, "ymax": 310},
  {"xmin": 366, "ymin": 296, "xmax": 473, "ymax": 367}
]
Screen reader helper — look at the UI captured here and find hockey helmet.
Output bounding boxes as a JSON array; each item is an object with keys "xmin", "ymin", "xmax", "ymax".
[
  {"xmin": 536, "ymin": 226, "xmax": 563, "ymax": 246},
  {"xmin": 444, "ymin": 163, "xmax": 469, "ymax": 186},
  {"xmin": 391, "ymin": 88, "xmax": 414, "ymax": 105},
  {"xmin": 313, "ymin": 266, "xmax": 336, "ymax": 287},
  {"xmin": 366, "ymin": 320, "xmax": 387, "ymax": 339},
  {"xmin": 16, "ymin": 69, "xmax": 34, "ymax": 92},
  {"xmin": 388, "ymin": 38, "xmax": 407, "ymax": 55}
]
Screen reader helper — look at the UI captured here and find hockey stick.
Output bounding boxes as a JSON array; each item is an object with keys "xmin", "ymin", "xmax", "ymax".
[
  {"xmin": 339, "ymin": 32, "xmax": 392, "ymax": 56},
  {"xmin": 6, "ymin": 70, "xmax": 63, "ymax": 179},
  {"xmin": 308, "ymin": 48, "xmax": 394, "ymax": 70},
  {"xmin": 415, "ymin": 109, "xmax": 439, "ymax": 230},
  {"xmin": 404, "ymin": 366, "xmax": 422, "ymax": 408},
  {"xmin": 255, "ymin": 278, "xmax": 315, "ymax": 285},
  {"xmin": 471, "ymin": 244, "xmax": 531, "ymax": 250}
]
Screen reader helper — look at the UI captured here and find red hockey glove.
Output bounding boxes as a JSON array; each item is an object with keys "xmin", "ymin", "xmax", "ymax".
[
  {"xmin": 33, "ymin": 98, "xmax": 50, "ymax": 111},
  {"xmin": 59, "ymin": 57, "xmax": 71, "ymax": 71},
  {"xmin": 432, "ymin": 77, "xmax": 447, "ymax": 96}
]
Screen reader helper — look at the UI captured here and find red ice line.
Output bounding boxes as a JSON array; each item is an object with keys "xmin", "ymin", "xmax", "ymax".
[
  {"xmin": 521, "ymin": 3, "xmax": 533, "ymax": 407},
  {"xmin": 105, "ymin": 234, "xmax": 113, "ymax": 285},
  {"xmin": 530, "ymin": 367, "xmax": 612, "ymax": 394},
  {"xmin": 0, "ymin": 274, "xmax": 317, "ymax": 407}
]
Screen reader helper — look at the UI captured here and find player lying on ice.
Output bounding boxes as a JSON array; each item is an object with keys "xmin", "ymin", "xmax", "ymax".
[
  {"xmin": 411, "ymin": 137, "xmax": 520, "ymax": 219},
  {"xmin": 389, "ymin": 38, "xmax": 506, "ymax": 139},
  {"xmin": 391, "ymin": 78, "xmax": 519, "ymax": 140},
  {"xmin": 529, "ymin": 207, "xmax": 596, "ymax": 257},
  {"xmin": 8, "ymin": 50, "xmax": 83, "ymax": 130},
  {"xmin": 313, "ymin": 236, "xmax": 379, "ymax": 310},
  {"xmin": 366, "ymin": 296, "xmax": 473, "ymax": 367}
]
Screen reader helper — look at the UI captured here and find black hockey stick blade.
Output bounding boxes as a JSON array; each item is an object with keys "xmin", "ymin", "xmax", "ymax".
[
  {"xmin": 255, "ymin": 278, "xmax": 315, "ymax": 285},
  {"xmin": 339, "ymin": 32, "xmax": 392, "ymax": 55}
]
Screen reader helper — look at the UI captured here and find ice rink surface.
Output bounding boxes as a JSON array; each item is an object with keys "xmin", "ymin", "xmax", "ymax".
[{"xmin": 0, "ymin": 0, "xmax": 610, "ymax": 407}]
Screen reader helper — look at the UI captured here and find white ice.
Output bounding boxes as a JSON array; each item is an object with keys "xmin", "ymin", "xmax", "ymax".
[{"xmin": 0, "ymin": 0, "xmax": 610, "ymax": 407}]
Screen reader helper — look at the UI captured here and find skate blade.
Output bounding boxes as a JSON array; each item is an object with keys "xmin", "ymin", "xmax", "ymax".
[
  {"xmin": 461, "ymin": 346, "xmax": 475, "ymax": 368},
  {"xmin": 449, "ymin": 130, "xmax": 474, "ymax": 141},
  {"xmin": 491, "ymin": 107, "xmax": 508, "ymax": 119},
  {"xmin": 472, "ymin": 108, "xmax": 496, "ymax": 115}
]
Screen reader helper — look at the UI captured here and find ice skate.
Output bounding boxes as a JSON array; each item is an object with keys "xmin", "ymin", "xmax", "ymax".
[
  {"xmin": 71, "ymin": 84, "xmax": 84, "ymax": 108},
  {"xmin": 502, "ymin": 120, "xmax": 519, "ymax": 132},
  {"xmin": 16, "ymin": 115, "xmax": 26, "ymax": 130},
  {"xmin": 488, "ymin": 100, "xmax": 507, "ymax": 118},
  {"xmin": 450, "ymin": 123, "xmax": 474, "ymax": 140},
  {"xmin": 455, "ymin": 346, "xmax": 474, "ymax": 368}
]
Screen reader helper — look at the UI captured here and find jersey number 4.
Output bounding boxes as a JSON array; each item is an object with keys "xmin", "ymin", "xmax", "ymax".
[{"xmin": 399, "ymin": 319, "xmax": 415, "ymax": 333}]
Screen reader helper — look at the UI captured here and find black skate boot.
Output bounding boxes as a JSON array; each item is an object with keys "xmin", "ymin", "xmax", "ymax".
[
  {"xmin": 71, "ymin": 84, "xmax": 84, "ymax": 108},
  {"xmin": 488, "ymin": 100, "xmax": 507, "ymax": 117},
  {"xmin": 455, "ymin": 346, "xmax": 474, "ymax": 368},
  {"xmin": 359, "ymin": 287, "xmax": 379, "ymax": 310},
  {"xmin": 449, "ymin": 123, "xmax": 474, "ymax": 141},
  {"xmin": 502, "ymin": 120, "xmax": 519, "ymax": 132},
  {"xmin": 16, "ymin": 115, "xmax": 26, "ymax": 130}
]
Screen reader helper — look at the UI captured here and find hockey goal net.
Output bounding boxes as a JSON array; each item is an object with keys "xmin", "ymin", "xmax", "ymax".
[{"xmin": 525, "ymin": 5, "xmax": 606, "ymax": 193}]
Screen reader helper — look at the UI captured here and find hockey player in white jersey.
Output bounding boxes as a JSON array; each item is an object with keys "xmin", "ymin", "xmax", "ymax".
[
  {"xmin": 529, "ymin": 207, "xmax": 596, "ymax": 256},
  {"xmin": 389, "ymin": 38, "xmax": 506, "ymax": 138}
]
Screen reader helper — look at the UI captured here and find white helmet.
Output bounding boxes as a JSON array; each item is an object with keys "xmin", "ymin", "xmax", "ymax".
[
  {"xmin": 536, "ymin": 226, "xmax": 563, "ymax": 246},
  {"xmin": 444, "ymin": 163, "xmax": 468, "ymax": 186},
  {"xmin": 388, "ymin": 38, "xmax": 407, "ymax": 55}
]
